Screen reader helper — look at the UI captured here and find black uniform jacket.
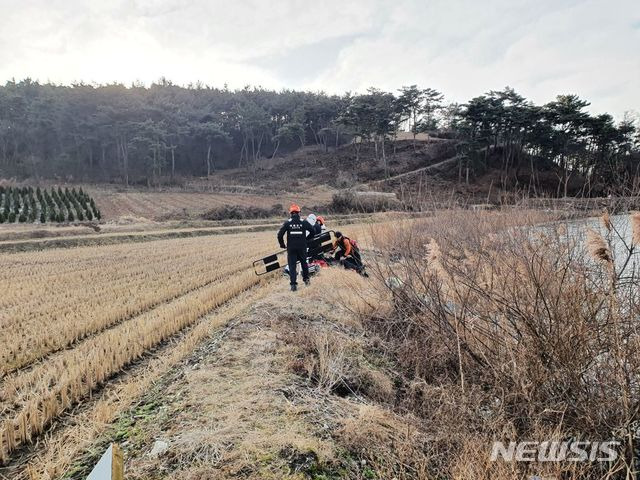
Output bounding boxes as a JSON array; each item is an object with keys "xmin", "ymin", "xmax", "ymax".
[{"xmin": 277, "ymin": 213, "xmax": 314, "ymax": 250}]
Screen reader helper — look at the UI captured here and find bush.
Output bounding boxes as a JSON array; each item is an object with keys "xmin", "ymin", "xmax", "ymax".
[
  {"xmin": 330, "ymin": 190, "xmax": 402, "ymax": 213},
  {"xmin": 366, "ymin": 210, "xmax": 640, "ymax": 478},
  {"xmin": 202, "ymin": 204, "xmax": 284, "ymax": 221}
]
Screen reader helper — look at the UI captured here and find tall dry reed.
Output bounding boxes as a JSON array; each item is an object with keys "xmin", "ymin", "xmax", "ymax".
[{"xmin": 363, "ymin": 209, "xmax": 640, "ymax": 479}]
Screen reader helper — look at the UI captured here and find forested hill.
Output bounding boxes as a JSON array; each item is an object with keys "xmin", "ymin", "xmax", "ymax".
[{"xmin": 0, "ymin": 79, "xmax": 638, "ymax": 196}]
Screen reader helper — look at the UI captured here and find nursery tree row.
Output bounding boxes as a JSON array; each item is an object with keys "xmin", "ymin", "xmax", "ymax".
[{"xmin": 0, "ymin": 185, "xmax": 100, "ymax": 224}]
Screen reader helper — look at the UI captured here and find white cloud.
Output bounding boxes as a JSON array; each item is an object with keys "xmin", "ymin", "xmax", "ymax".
[{"xmin": 0, "ymin": 0, "xmax": 637, "ymax": 117}]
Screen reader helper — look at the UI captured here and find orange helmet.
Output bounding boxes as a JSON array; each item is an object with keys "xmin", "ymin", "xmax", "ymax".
[
  {"xmin": 317, "ymin": 216, "xmax": 325, "ymax": 224},
  {"xmin": 289, "ymin": 204, "xmax": 301, "ymax": 214}
]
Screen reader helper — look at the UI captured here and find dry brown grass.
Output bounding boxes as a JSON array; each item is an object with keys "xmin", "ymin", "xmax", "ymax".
[
  {"xmin": 120, "ymin": 296, "xmax": 335, "ymax": 480},
  {"xmin": 338, "ymin": 404, "xmax": 430, "ymax": 479},
  {"xmin": 355, "ymin": 209, "xmax": 640, "ymax": 479}
]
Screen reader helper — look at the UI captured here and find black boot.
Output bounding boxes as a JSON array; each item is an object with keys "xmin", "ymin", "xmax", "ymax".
[
  {"xmin": 304, "ymin": 278, "xmax": 310, "ymax": 286},
  {"xmin": 291, "ymin": 284, "xmax": 297, "ymax": 292}
]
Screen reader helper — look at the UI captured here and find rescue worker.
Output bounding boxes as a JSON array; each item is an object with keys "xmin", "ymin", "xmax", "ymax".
[
  {"xmin": 306, "ymin": 214, "xmax": 322, "ymax": 236},
  {"xmin": 316, "ymin": 215, "xmax": 327, "ymax": 233},
  {"xmin": 278, "ymin": 204, "xmax": 315, "ymax": 291},
  {"xmin": 331, "ymin": 231, "xmax": 367, "ymax": 276}
]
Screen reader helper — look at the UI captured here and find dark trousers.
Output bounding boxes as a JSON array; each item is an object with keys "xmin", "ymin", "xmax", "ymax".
[
  {"xmin": 287, "ymin": 247, "xmax": 309, "ymax": 285},
  {"xmin": 335, "ymin": 250, "xmax": 363, "ymax": 271}
]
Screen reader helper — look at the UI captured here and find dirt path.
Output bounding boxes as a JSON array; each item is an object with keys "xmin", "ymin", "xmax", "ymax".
[
  {"xmin": 371, "ymin": 155, "xmax": 463, "ymax": 185},
  {"xmin": 120, "ymin": 309, "xmax": 335, "ymax": 479}
]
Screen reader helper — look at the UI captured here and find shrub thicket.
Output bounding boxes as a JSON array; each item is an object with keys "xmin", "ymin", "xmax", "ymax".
[
  {"xmin": 330, "ymin": 190, "xmax": 401, "ymax": 213},
  {"xmin": 364, "ymin": 210, "xmax": 640, "ymax": 479},
  {"xmin": 202, "ymin": 204, "xmax": 284, "ymax": 221}
]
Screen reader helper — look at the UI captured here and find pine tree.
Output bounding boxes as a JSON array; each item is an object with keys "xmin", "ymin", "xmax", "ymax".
[
  {"xmin": 95, "ymin": 209, "xmax": 101, "ymax": 220},
  {"xmin": 49, "ymin": 210, "xmax": 57, "ymax": 222},
  {"xmin": 18, "ymin": 213, "xmax": 26, "ymax": 223},
  {"xmin": 40, "ymin": 211, "xmax": 46, "ymax": 223},
  {"xmin": 77, "ymin": 209, "xmax": 84, "ymax": 221},
  {"xmin": 0, "ymin": 212, "xmax": 4, "ymax": 223},
  {"xmin": 8, "ymin": 212, "xmax": 16, "ymax": 223},
  {"xmin": 68, "ymin": 210, "xmax": 74, "ymax": 222},
  {"xmin": 86, "ymin": 209, "xmax": 93, "ymax": 221}
]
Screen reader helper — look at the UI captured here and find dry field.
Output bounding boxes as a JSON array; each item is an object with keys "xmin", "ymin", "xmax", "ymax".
[
  {"xmin": 0, "ymin": 229, "xmax": 280, "ymax": 468},
  {"xmin": 0, "ymin": 217, "xmax": 379, "ymax": 479},
  {"xmin": 92, "ymin": 188, "xmax": 334, "ymax": 220}
]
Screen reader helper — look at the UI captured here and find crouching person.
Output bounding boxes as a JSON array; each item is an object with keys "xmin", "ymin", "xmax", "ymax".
[
  {"xmin": 331, "ymin": 231, "xmax": 368, "ymax": 277},
  {"xmin": 277, "ymin": 204, "xmax": 315, "ymax": 291}
]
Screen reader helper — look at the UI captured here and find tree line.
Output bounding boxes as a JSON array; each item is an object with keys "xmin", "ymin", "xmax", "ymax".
[{"xmin": 0, "ymin": 79, "xmax": 638, "ymax": 195}]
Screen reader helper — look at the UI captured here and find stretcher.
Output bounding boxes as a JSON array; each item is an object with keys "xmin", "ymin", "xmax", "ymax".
[{"xmin": 253, "ymin": 230, "xmax": 335, "ymax": 276}]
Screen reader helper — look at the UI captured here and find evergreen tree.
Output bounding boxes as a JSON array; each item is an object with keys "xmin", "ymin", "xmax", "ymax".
[
  {"xmin": 40, "ymin": 211, "xmax": 46, "ymax": 223},
  {"xmin": 18, "ymin": 213, "xmax": 26, "ymax": 223},
  {"xmin": 0, "ymin": 211, "xmax": 4, "ymax": 223},
  {"xmin": 86, "ymin": 209, "xmax": 93, "ymax": 221},
  {"xmin": 68, "ymin": 210, "xmax": 74, "ymax": 222},
  {"xmin": 9, "ymin": 212, "xmax": 16, "ymax": 223}
]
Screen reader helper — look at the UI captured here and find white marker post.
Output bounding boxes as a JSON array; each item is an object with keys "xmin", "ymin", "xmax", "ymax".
[{"xmin": 86, "ymin": 444, "xmax": 124, "ymax": 480}]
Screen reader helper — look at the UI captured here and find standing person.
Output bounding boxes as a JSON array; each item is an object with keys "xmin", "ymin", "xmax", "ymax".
[
  {"xmin": 316, "ymin": 216, "xmax": 327, "ymax": 233},
  {"xmin": 306, "ymin": 213, "xmax": 322, "ymax": 236},
  {"xmin": 278, "ymin": 204, "xmax": 315, "ymax": 291}
]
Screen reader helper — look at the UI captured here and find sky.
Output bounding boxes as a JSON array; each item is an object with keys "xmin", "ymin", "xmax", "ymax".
[{"xmin": 0, "ymin": 0, "xmax": 638, "ymax": 118}]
